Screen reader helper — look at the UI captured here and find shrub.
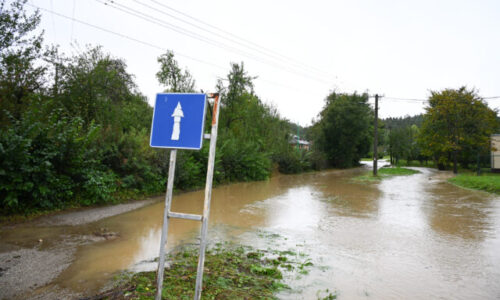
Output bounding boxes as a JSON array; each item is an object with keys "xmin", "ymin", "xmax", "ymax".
[{"xmin": 0, "ymin": 107, "xmax": 106, "ymax": 213}]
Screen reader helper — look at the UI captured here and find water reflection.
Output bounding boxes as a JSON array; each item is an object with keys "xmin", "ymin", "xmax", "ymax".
[
  {"xmin": 3, "ymin": 164, "xmax": 500, "ymax": 299},
  {"xmin": 425, "ymin": 179, "xmax": 494, "ymax": 240},
  {"xmin": 377, "ymin": 167, "xmax": 430, "ymax": 230}
]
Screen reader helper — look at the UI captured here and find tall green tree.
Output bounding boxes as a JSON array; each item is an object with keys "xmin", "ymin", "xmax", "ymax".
[
  {"xmin": 312, "ymin": 92, "xmax": 373, "ymax": 168},
  {"xmin": 0, "ymin": 0, "xmax": 46, "ymax": 123},
  {"xmin": 156, "ymin": 50, "xmax": 195, "ymax": 93},
  {"xmin": 217, "ymin": 62, "xmax": 257, "ymax": 129},
  {"xmin": 215, "ymin": 62, "xmax": 274, "ymax": 181},
  {"xmin": 419, "ymin": 87, "xmax": 498, "ymax": 173},
  {"xmin": 387, "ymin": 124, "xmax": 421, "ymax": 165},
  {"xmin": 57, "ymin": 46, "xmax": 137, "ymax": 125}
]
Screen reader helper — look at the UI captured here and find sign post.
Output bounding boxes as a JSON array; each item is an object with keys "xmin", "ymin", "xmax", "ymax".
[
  {"xmin": 194, "ymin": 93, "xmax": 220, "ymax": 300},
  {"xmin": 154, "ymin": 148, "xmax": 177, "ymax": 300},
  {"xmin": 150, "ymin": 93, "xmax": 220, "ymax": 300}
]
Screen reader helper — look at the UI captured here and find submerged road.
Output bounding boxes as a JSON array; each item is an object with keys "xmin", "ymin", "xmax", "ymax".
[{"xmin": 1, "ymin": 162, "xmax": 499, "ymax": 299}]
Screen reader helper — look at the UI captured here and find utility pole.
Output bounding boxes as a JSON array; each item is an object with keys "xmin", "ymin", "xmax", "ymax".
[{"xmin": 373, "ymin": 94, "xmax": 379, "ymax": 176}]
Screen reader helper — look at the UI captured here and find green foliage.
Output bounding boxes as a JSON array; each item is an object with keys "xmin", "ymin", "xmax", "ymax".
[
  {"xmin": 0, "ymin": 4, "xmax": 160, "ymax": 214},
  {"xmin": 215, "ymin": 62, "xmax": 293, "ymax": 181},
  {"xmin": 156, "ymin": 50, "xmax": 195, "ymax": 93},
  {"xmin": 277, "ymin": 149, "xmax": 314, "ymax": 174},
  {"xmin": 448, "ymin": 173, "xmax": 500, "ymax": 194},
  {"xmin": 108, "ymin": 242, "xmax": 314, "ymax": 299},
  {"xmin": 218, "ymin": 137, "xmax": 271, "ymax": 182},
  {"xmin": 387, "ymin": 124, "xmax": 423, "ymax": 165},
  {"xmin": 0, "ymin": 104, "xmax": 113, "ymax": 213},
  {"xmin": 0, "ymin": 0, "xmax": 46, "ymax": 124},
  {"xmin": 0, "ymin": 2, "xmax": 318, "ymax": 216},
  {"xmin": 113, "ymin": 128, "xmax": 164, "ymax": 193},
  {"xmin": 312, "ymin": 92, "xmax": 373, "ymax": 168},
  {"xmin": 378, "ymin": 166, "xmax": 420, "ymax": 176},
  {"xmin": 174, "ymin": 147, "xmax": 208, "ymax": 190},
  {"xmin": 353, "ymin": 166, "xmax": 420, "ymax": 182},
  {"xmin": 57, "ymin": 46, "xmax": 137, "ymax": 125},
  {"xmin": 419, "ymin": 87, "xmax": 498, "ymax": 173}
]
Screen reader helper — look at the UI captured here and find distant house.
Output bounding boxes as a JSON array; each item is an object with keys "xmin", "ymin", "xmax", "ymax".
[
  {"xmin": 290, "ymin": 135, "xmax": 310, "ymax": 151},
  {"xmin": 492, "ymin": 134, "xmax": 500, "ymax": 173}
]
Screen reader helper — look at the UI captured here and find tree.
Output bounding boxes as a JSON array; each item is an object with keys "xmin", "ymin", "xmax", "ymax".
[
  {"xmin": 312, "ymin": 92, "xmax": 373, "ymax": 168},
  {"xmin": 156, "ymin": 51, "xmax": 195, "ymax": 93},
  {"xmin": 419, "ymin": 87, "xmax": 498, "ymax": 173},
  {"xmin": 217, "ymin": 62, "xmax": 257, "ymax": 128},
  {"xmin": 0, "ymin": 0, "xmax": 46, "ymax": 123},
  {"xmin": 57, "ymin": 46, "xmax": 137, "ymax": 125}
]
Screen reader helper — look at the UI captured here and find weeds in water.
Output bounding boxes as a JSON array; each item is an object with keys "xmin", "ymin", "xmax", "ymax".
[
  {"xmin": 317, "ymin": 288, "xmax": 338, "ymax": 299},
  {"xmin": 106, "ymin": 242, "xmax": 313, "ymax": 299},
  {"xmin": 353, "ymin": 166, "xmax": 420, "ymax": 182}
]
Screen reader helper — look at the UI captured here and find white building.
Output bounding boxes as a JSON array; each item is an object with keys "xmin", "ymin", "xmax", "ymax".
[{"xmin": 492, "ymin": 134, "xmax": 500, "ymax": 172}]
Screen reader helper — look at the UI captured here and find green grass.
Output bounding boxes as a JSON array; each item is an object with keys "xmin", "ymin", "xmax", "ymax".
[
  {"xmin": 100, "ymin": 242, "xmax": 313, "ymax": 299},
  {"xmin": 378, "ymin": 167, "xmax": 420, "ymax": 176},
  {"xmin": 448, "ymin": 172, "xmax": 500, "ymax": 194},
  {"xmin": 354, "ymin": 166, "xmax": 420, "ymax": 181},
  {"xmin": 394, "ymin": 159, "xmax": 436, "ymax": 168}
]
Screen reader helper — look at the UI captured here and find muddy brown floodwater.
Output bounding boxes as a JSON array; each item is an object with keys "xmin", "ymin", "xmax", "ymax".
[{"xmin": 1, "ymin": 162, "xmax": 500, "ymax": 299}]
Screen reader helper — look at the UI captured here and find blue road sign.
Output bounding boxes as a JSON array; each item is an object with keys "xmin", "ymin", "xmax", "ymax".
[{"xmin": 150, "ymin": 93, "xmax": 207, "ymax": 150}]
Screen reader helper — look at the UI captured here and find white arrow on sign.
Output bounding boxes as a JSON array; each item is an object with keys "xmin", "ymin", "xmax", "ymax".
[{"xmin": 171, "ymin": 101, "xmax": 184, "ymax": 140}]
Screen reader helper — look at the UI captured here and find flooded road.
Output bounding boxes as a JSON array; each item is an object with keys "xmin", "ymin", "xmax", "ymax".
[{"xmin": 1, "ymin": 163, "xmax": 500, "ymax": 299}]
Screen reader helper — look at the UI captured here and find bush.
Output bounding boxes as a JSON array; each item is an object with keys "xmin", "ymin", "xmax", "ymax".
[
  {"xmin": 79, "ymin": 169, "xmax": 118, "ymax": 205},
  {"xmin": 174, "ymin": 147, "xmax": 208, "ymax": 190},
  {"xmin": 0, "ymin": 107, "xmax": 107, "ymax": 213},
  {"xmin": 277, "ymin": 149, "xmax": 312, "ymax": 174},
  {"xmin": 218, "ymin": 138, "xmax": 271, "ymax": 182}
]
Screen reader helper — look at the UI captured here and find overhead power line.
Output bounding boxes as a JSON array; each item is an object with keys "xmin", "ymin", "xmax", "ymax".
[
  {"xmin": 26, "ymin": 3, "xmax": 314, "ymax": 94},
  {"xmin": 99, "ymin": 0, "xmax": 333, "ymax": 85},
  {"xmin": 132, "ymin": 0, "xmax": 309, "ymax": 74},
  {"xmin": 27, "ymin": 3, "xmax": 226, "ymax": 71},
  {"xmin": 384, "ymin": 96, "xmax": 500, "ymax": 102},
  {"xmin": 145, "ymin": 0, "xmax": 338, "ymax": 81},
  {"xmin": 383, "ymin": 97, "xmax": 427, "ymax": 102}
]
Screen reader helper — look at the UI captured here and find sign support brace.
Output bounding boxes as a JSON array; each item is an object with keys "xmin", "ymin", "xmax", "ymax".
[{"xmin": 154, "ymin": 93, "xmax": 220, "ymax": 300}]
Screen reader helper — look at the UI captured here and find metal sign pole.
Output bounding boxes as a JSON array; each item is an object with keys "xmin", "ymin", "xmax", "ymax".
[
  {"xmin": 155, "ymin": 149, "xmax": 177, "ymax": 300},
  {"xmin": 194, "ymin": 93, "xmax": 220, "ymax": 300}
]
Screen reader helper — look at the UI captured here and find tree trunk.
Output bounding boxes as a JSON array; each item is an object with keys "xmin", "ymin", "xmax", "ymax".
[{"xmin": 453, "ymin": 151, "xmax": 458, "ymax": 174}]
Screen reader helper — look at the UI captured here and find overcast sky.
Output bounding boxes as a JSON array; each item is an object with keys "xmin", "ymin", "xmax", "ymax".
[{"xmin": 26, "ymin": 0, "xmax": 500, "ymax": 126}]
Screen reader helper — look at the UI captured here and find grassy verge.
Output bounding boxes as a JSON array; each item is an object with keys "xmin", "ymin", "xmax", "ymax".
[
  {"xmin": 354, "ymin": 166, "xmax": 420, "ymax": 182},
  {"xmin": 394, "ymin": 159, "xmax": 436, "ymax": 168},
  {"xmin": 448, "ymin": 172, "xmax": 500, "ymax": 194},
  {"xmin": 100, "ymin": 243, "xmax": 313, "ymax": 299}
]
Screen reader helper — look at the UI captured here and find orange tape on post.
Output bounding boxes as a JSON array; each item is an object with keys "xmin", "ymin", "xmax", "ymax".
[{"xmin": 212, "ymin": 95, "xmax": 219, "ymax": 126}]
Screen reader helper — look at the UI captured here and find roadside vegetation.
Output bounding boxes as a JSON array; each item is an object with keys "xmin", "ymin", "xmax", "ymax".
[
  {"xmin": 99, "ymin": 243, "xmax": 313, "ymax": 299},
  {"xmin": 354, "ymin": 166, "xmax": 420, "ymax": 182},
  {"xmin": 1, "ymin": 0, "xmax": 499, "ymax": 215},
  {"xmin": 448, "ymin": 172, "xmax": 500, "ymax": 194},
  {"xmin": 380, "ymin": 89, "xmax": 499, "ymax": 174},
  {"xmin": 0, "ymin": 0, "xmax": 322, "ymax": 216},
  {"xmin": 308, "ymin": 92, "xmax": 373, "ymax": 169}
]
